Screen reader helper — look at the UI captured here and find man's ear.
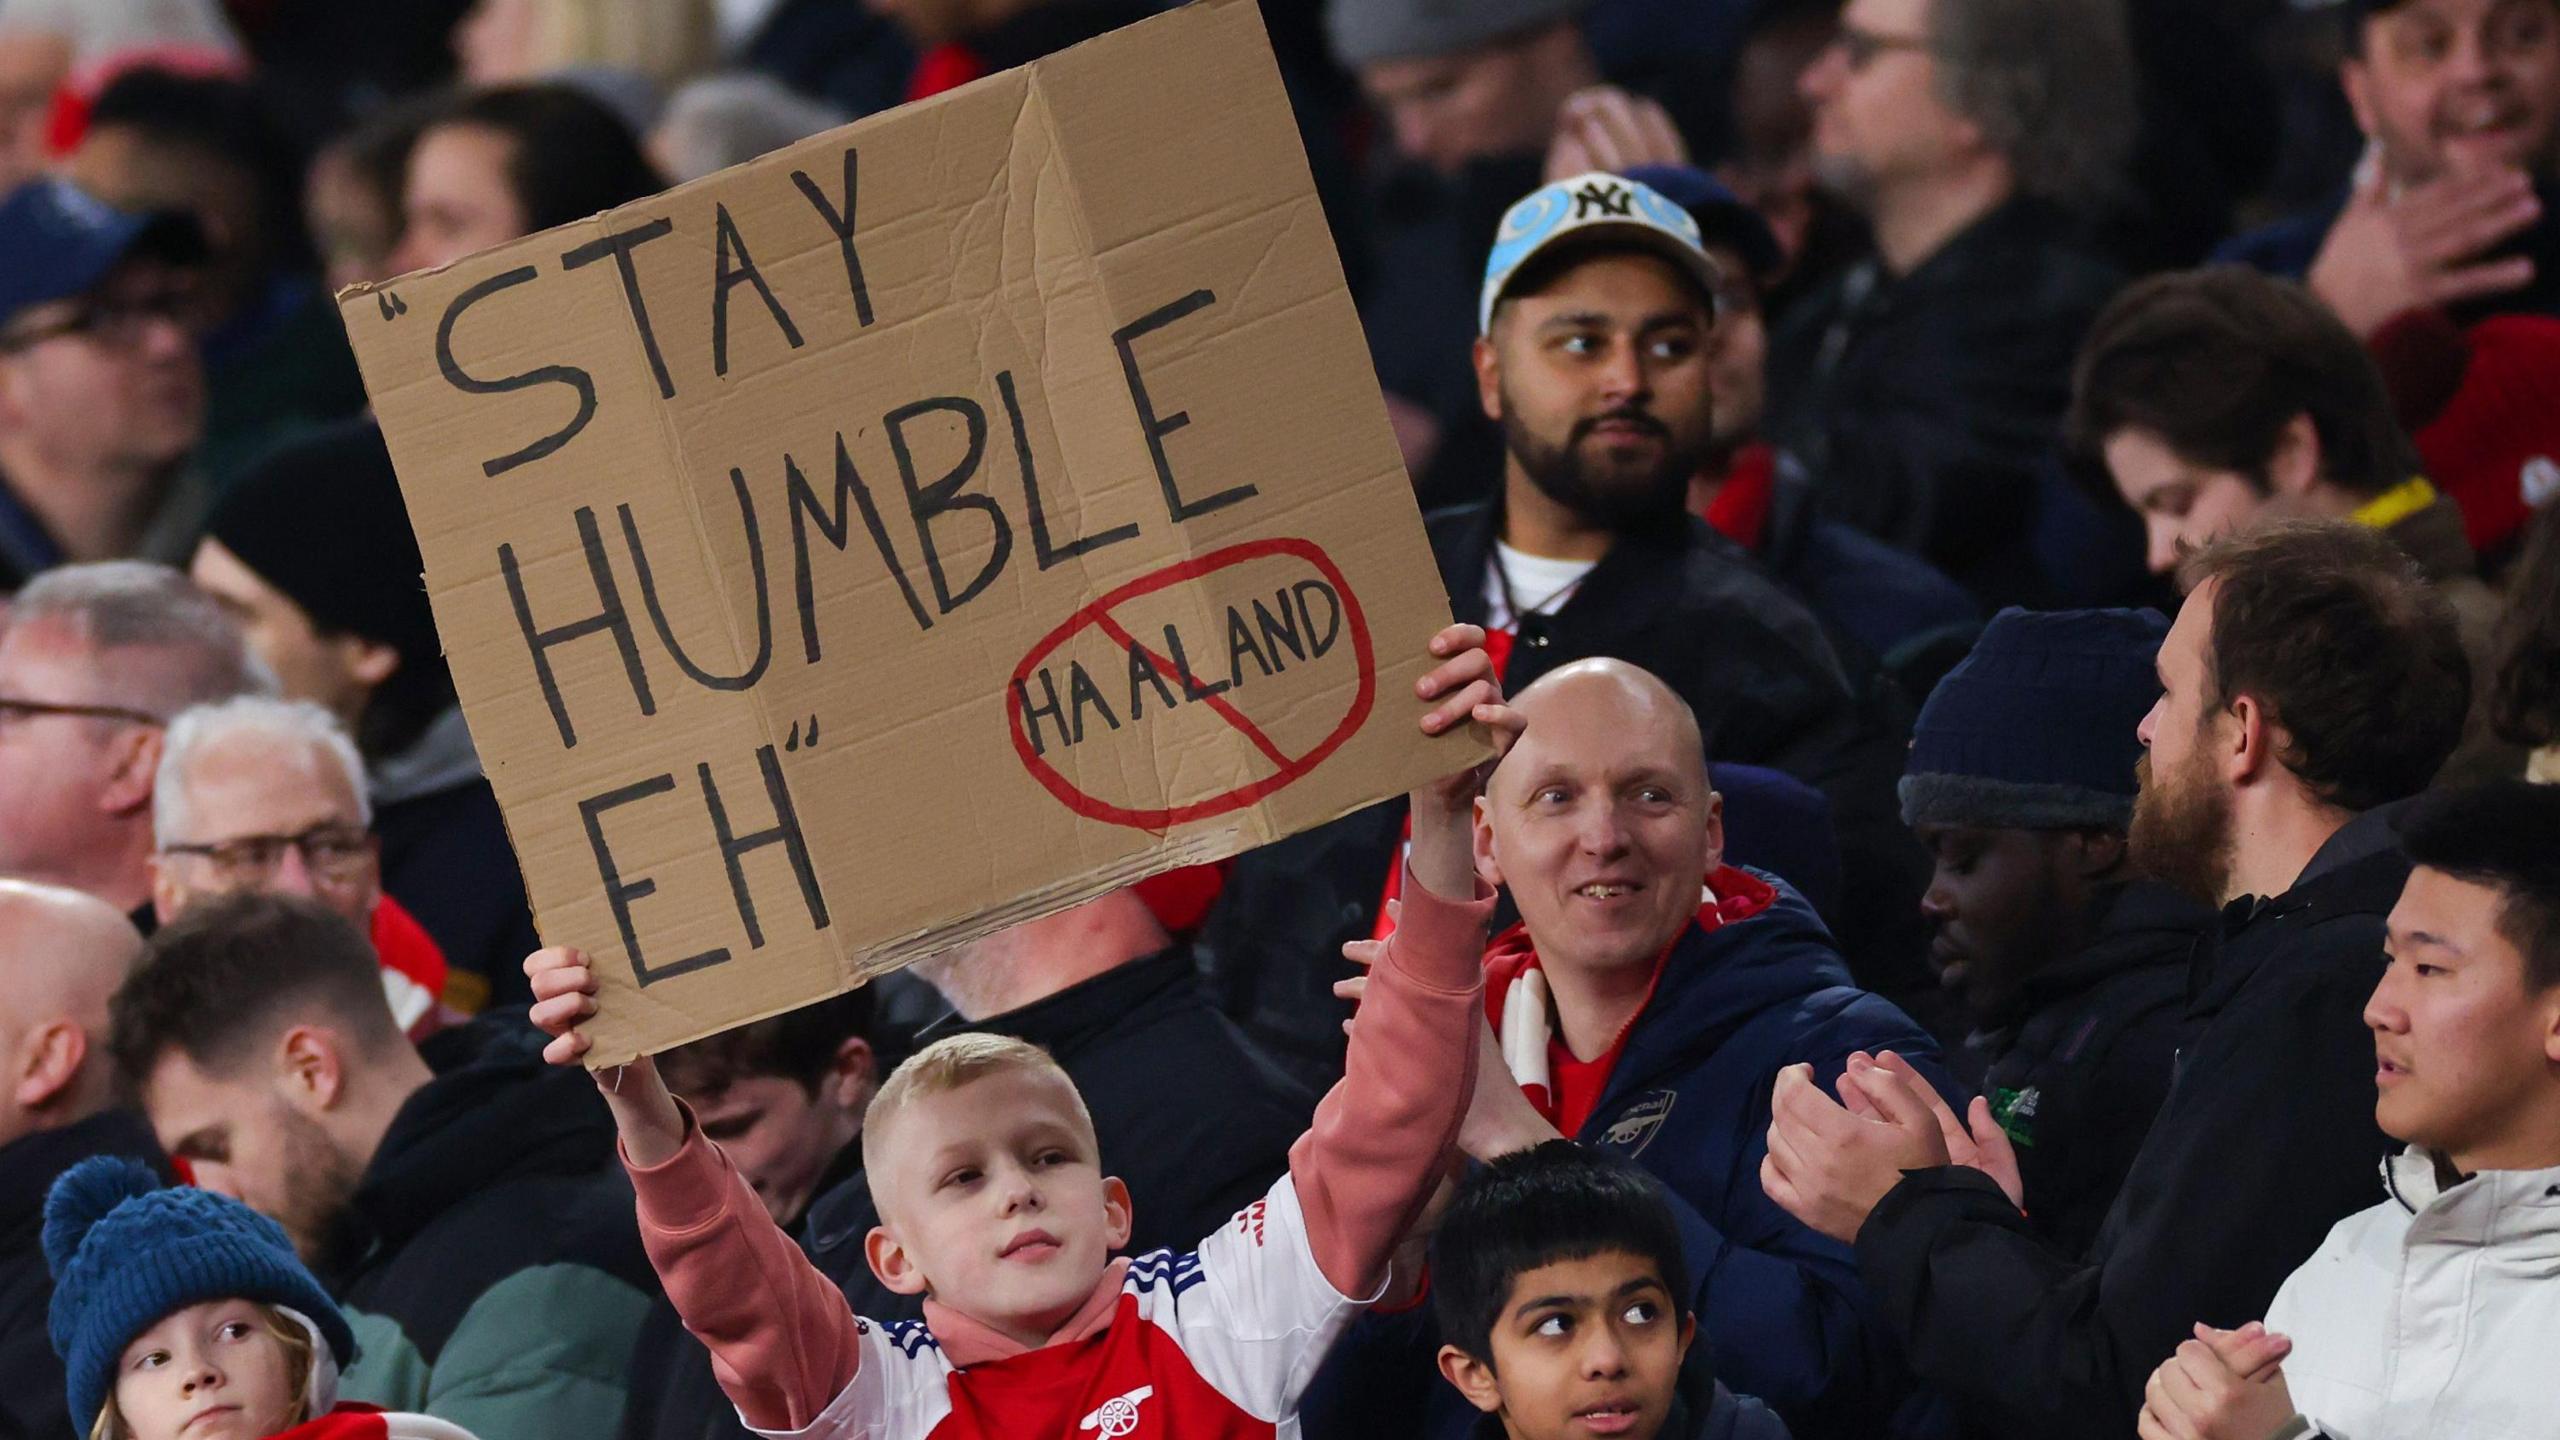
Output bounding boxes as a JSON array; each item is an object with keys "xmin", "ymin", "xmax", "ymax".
[
  {"xmin": 1473, "ymin": 334, "xmax": 1504, "ymax": 424},
  {"xmin": 11, "ymin": 1018, "xmax": 88, "ymax": 1112},
  {"xmin": 1472, "ymin": 795, "xmax": 1505, "ymax": 892},
  {"xmin": 148, "ymin": 853, "xmax": 184, "ymax": 929},
  {"xmin": 2223, "ymin": 695, "xmax": 2275, "ymax": 788},
  {"xmin": 1102, "ymin": 1175, "xmax": 1134, "ymax": 1251},
  {"xmin": 274, "ymin": 1025, "xmax": 348, "ymax": 1113},
  {"xmin": 1700, "ymin": 787, "xmax": 1726, "ymax": 872},
  {"xmin": 2265, "ymin": 413, "xmax": 2326, "ymax": 499},
  {"xmin": 96, "ymin": 725, "xmax": 165, "ymax": 818},
  {"xmin": 825, "ymin": 1036, "xmax": 877, "ymax": 1112},
  {"xmin": 1436, "ymin": 1343, "xmax": 1506, "ymax": 1416},
  {"xmin": 2340, "ymin": 57, "xmax": 2379, "ymax": 145},
  {"xmin": 2064, "ymin": 828, "xmax": 2127, "ymax": 880},
  {"xmin": 2540, "ymin": 986, "xmax": 2560, "ymax": 1068},
  {"xmin": 1676, "ymin": 1310, "xmax": 1698, "ymax": 1362},
  {"xmin": 866, "ymin": 1224, "xmax": 930, "ymax": 1297},
  {"xmin": 339, "ymin": 635, "xmax": 402, "ymax": 692}
]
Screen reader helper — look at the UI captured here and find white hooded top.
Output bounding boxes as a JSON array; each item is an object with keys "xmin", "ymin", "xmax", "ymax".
[{"xmin": 2264, "ymin": 1147, "xmax": 2560, "ymax": 1439}]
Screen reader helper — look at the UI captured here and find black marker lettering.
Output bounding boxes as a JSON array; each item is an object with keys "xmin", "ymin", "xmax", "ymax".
[
  {"xmin": 499, "ymin": 507, "xmax": 654, "ymax": 749},
  {"xmin": 887, "ymin": 396, "xmax": 1012, "ymax": 615},
  {"xmin": 1000, "ymin": 369, "xmax": 1136, "ymax": 569},
  {"xmin": 1164, "ymin": 622, "xmax": 1229, "ymax": 701},
  {"xmin": 437, "ymin": 266, "xmax": 596, "ymax": 477},
  {"xmin": 620, "ymin": 468, "xmax": 773, "ymax": 692},
  {"xmin": 1225, "ymin": 606, "xmax": 1272, "ymax": 687},
  {"xmin": 1066, "ymin": 661, "xmax": 1119, "ymax": 743},
  {"xmin": 1016, "ymin": 668, "xmax": 1069, "ymax": 757},
  {"xmin": 580, "ymin": 774, "xmax": 728, "ymax": 985},
  {"xmin": 790, "ymin": 147, "xmax": 875, "ymax": 326},
  {"xmin": 1126, "ymin": 641, "xmax": 1177, "ymax": 720},
  {"xmin": 1294, "ymin": 579, "xmax": 1343, "ymax": 656},
  {"xmin": 787, "ymin": 437, "xmax": 932, "ymax": 649},
  {"xmin": 711, "ymin": 202, "xmax": 805, "ymax": 378},
  {"xmin": 1253, "ymin": 591, "xmax": 1304, "ymax": 669},
  {"xmin": 1112, "ymin": 289, "xmax": 1255, "ymax": 521},
  {"xmin": 561, "ymin": 219, "xmax": 678, "ymax": 399},
  {"xmin": 699, "ymin": 743, "xmax": 828, "ymax": 950}
]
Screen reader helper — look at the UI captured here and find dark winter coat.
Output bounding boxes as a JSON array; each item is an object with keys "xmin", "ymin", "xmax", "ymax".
[
  {"xmin": 1765, "ymin": 198, "xmax": 2124, "ymax": 608},
  {"xmin": 1973, "ymin": 882, "xmax": 2208, "ymax": 1259},
  {"xmin": 1307, "ymin": 875, "xmax": 1961, "ymax": 1440},
  {"xmin": 319, "ymin": 1019, "xmax": 657, "ymax": 1440},
  {"xmin": 1855, "ymin": 810, "xmax": 2409, "ymax": 1439}
]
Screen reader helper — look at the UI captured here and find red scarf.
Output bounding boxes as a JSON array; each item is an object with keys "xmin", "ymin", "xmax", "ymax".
[
  {"xmin": 1481, "ymin": 867, "xmax": 1777, "ymax": 1137},
  {"xmin": 1697, "ymin": 442, "xmax": 1779, "ymax": 553}
]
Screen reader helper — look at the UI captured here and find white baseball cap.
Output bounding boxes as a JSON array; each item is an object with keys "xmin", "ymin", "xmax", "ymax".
[{"xmin": 1478, "ymin": 171, "xmax": 1724, "ymax": 335}]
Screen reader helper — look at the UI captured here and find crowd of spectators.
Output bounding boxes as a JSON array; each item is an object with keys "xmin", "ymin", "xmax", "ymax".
[{"xmin": 1, "ymin": 1, "xmax": 2558, "ymax": 1439}]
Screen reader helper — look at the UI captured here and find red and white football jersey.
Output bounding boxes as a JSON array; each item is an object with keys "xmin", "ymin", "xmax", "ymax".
[{"xmin": 751, "ymin": 1177, "xmax": 1360, "ymax": 1440}]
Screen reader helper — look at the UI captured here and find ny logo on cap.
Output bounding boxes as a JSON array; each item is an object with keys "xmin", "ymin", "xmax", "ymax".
[{"xmin": 1572, "ymin": 180, "xmax": 1633, "ymax": 220}]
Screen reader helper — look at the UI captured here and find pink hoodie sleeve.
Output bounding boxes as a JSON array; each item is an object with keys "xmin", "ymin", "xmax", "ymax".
[
  {"xmin": 1289, "ymin": 865, "xmax": 1493, "ymax": 1297},
  {"xmin": 625, "ymin": 1108, "xmax": 863, "ymax": 1431}
]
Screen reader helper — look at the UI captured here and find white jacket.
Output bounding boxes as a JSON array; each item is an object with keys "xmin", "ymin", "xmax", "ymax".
[{"xmin": 2264, "ymin": 1146, "xmax": 2560, "ymax": 1439}]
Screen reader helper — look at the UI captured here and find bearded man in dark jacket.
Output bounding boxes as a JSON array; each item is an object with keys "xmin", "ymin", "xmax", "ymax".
[{"xmin": 1762, "ymin": 521, "xmax": 2471, "ymax": 1440}]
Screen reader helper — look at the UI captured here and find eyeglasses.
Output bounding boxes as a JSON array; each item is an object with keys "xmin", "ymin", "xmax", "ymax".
[
  {"xmin": 0, "ymin": 695, "xmax": 166, "ymax": 728},
  {"xmin": 1831, "ymin": 24, "xmax": 1933, "ymax": 70},
  {"xmin": 161, "ymin": 825, "xmax": 375, "ymax": 888},
  {"xmin": 0, "ymin": 286, "xmax": 206, "ymax": 353}
]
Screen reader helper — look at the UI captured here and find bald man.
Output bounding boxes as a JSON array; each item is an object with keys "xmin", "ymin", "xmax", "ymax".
[
  {"xmin": 1312, "ymin": 660, "xmax": 1962, "ymax": 1440},
  {"xmin": 0, "ymin": 879, "xmax": 162, "ymax": 1440}
]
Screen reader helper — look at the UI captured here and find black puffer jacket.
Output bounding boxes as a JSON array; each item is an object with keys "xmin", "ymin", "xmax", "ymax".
[{"xmin": 1856, "ymin": 811, "xmax": 2408, "ymax": 1439}]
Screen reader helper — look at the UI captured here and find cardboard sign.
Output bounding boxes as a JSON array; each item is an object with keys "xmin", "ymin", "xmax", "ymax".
[{"xmin": 338, "ymin": 0, "xmax": 1474, "ymax": 1065}]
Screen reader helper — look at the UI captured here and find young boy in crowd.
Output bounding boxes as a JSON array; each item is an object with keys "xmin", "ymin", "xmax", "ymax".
[
  {"xmin": 1431, "ymin": 1143, "xmax": 1787, "ymax": 1440},
  {"xmin": 527, "ymin": 624, "xmax": 1515, "ymax": 1440}
]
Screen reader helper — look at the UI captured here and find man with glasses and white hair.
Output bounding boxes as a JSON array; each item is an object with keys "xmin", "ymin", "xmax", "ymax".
[
  {"xmin": 0, "ymin": 560, "xmax": 270, "ymax": 920},
  {"xmin": 0, "ymin": 177, "xmax": 214, "ymax": 592},
  {"xmin": 150, "ymin": 695, "xmax": 454, "ymax": 1040}
]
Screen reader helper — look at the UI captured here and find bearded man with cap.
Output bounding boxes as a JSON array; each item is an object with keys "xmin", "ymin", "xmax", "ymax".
[
  {"xmin": 1202, "ymin": 168, "xmax": 1926, "ymax": 1129},
  {"xmin": 187, "ymin": 420, "xmax": 534, "ymax": 1012},
  {"xmin": 0, "ymin": 177, "xmax": 211, "ymax": 591},
  {"xmin": 1900, "ymin": 607, "xmax": 2211, "ymax": 1255}
]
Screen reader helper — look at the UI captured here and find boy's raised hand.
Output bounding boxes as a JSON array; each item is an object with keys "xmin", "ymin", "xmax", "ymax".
[
  {"xmin": 1408, "ymin": 624, "xmax": 1523, "ymax": 897},
  {"xmin": 527, "ymin": 946, "xmax": 603, "ymax": 1067},
  {"xmin": 524, "ymin": 946, "xmax": 686, "ymax": 1164}
]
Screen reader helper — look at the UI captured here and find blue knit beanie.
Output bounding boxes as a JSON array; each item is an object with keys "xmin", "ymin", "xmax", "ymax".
[
  {"xmin": 1900, "ymin": 607, "xmax": 2170, "ymax": 830},
  {"xmin": 43, "ymin": 1157, "xmax": 356, "ymax": 1431}
]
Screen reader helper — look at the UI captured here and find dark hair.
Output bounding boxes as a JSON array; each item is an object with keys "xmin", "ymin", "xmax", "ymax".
[
  {"xmin": 331, "ymin": 92, "xmax": 441, "ymax": 220},
  {"xmin": 2398, "ymin": 781, "xmax": 2560, "ymax": 991},
  {"xmin": 655, "ymin": 990, "xmax": 889, "ymax": 1099},
  {"xmin": 2179, "ymin": 520, "xmax": 2469, "ymax": 812},
  {"xmin": 2069, "ymin": 268, "xmax": 2416, "ymax": 499},
  {"xmin": 85, "ymin": 67, "xmax": 315, "ymax": 274},
  {"xmin": 110, "ymin": 894, "xmax": 403, "ymax": 1086},
  {"xmin": 425, "ymin": 84, "xmax": 665, "ymax": 233},
  {"xmin": 1431, "ymin": 1142, "xmax": 1689, "ymax": 1365},
  {"xmin": 2490, "ymin": 503, "xmax": 2560, "ymax": 749}
]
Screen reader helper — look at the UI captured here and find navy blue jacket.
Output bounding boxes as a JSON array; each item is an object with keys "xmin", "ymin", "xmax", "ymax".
[{"xmin": 1304, "ymin": 874, "xmax": 1961, "ymax": 1440}]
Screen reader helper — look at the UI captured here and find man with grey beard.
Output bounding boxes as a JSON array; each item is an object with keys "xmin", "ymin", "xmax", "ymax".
[
  {"xmin": 1763, "ymin": 519, "xmax": 2471, "ymax": 1439},
  {"xmin": 1767, "ymin": 0, "xmax": 2136, "ymax": 605}
]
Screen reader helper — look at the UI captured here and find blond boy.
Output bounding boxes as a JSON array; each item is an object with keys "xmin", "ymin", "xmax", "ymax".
[{"xmin": 529, "ymin": 625, "xmax": 1516, "ymax": 1439}]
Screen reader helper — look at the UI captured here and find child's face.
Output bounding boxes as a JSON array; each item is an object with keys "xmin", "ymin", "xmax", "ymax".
[
  {"xmin": 112, "ymin": 1299, "xmax": 300, "ymax": 1440},
  {"xmin": 1438, "ymin": 1251, "xmax": 1694, "ymax": 1440},
  {"xmin": 865, "ymin": 1067, "xmax": 1131, "ymax": 1348}
]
